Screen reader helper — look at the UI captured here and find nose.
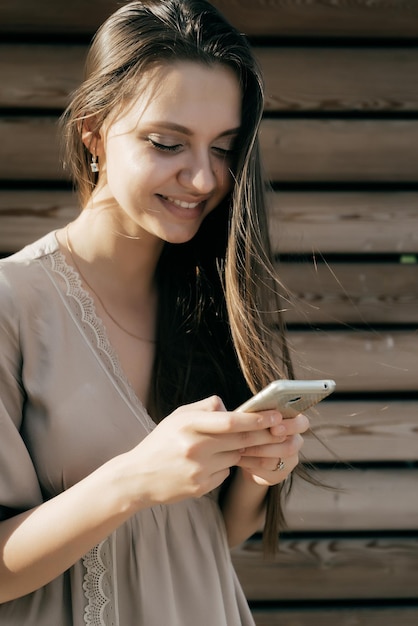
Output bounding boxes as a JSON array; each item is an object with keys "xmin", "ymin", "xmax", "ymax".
[{"xmin": 178, "ymin": 149, "xmax": 217, "ymax": 195}]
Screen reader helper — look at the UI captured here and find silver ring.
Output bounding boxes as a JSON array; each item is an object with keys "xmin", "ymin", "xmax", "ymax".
[{"xmin": 273, "ymin": 459, "xmax": 285, "ymax": 472}]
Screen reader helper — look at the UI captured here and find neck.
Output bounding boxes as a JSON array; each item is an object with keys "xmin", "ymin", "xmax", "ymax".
[
  {"xmin": 66, "ymin": 206, "xmax": 163, "ymax": 301},
  {"xmin": 62, "ymin": 214, "xmax": 161, "ymax": 344}
]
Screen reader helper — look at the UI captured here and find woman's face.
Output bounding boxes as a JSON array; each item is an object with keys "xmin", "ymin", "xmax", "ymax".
[{"xmin": 91, "ymin": 61, "xmax": 242, "ymax": 244}]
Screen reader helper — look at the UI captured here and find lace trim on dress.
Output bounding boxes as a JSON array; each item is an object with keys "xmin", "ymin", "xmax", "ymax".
[
  {"xmin": 83, "ymin": 540, "xmax": 118, "ymax": 626},
  {"xmin": 44, "ymin": 249, "xmax": 155, "ymax": 433}
]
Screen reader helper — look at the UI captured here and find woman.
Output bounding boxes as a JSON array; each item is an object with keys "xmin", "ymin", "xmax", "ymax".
[{"xmin": 0, "ymin": 1, "xmax": 309, "ymax": 624}]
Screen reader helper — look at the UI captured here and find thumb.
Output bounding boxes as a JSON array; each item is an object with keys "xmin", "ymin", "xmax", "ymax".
[{"xmin": 175, "ymin": 395, "xmax": 227, "ymax": 414}]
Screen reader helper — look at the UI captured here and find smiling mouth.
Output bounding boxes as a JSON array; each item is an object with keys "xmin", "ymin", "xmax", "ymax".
[{"xmin": 159, "ymin": 195, "xmax": 202, "ymax": 209}]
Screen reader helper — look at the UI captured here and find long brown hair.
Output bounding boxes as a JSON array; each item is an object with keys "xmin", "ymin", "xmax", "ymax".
[{"xmin": 60, "ymin": 0, "xmax": 295, "ymax": 554}]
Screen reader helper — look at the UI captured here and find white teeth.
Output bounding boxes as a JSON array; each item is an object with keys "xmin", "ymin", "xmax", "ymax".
[{"xmin": 165, "ymin": 196, "xmax": 200, "ymax": 209}]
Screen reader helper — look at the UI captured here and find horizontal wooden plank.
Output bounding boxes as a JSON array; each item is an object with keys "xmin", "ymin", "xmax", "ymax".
[
  {"xmin": 3, "ymin": 45, "xmax": 418, "ymax": 113},
  {"xmin": 260, "ymin": 119, "xmax": 418, "ymax": 182},
  {"xmin": 1, "ymin": 190, "xmax": 417, "ymax": 255},
  {"xmin": 2, "ymin": 0, "xmax": 418, "ymax": 38},
  {"xmin": 0, "ymin": 0, "xmax": 117, "ymax": 36},
  {"xmin": 285, "ymin": 469, "xmax": 418, "ymax": 531},
  {"xmin": 269, "ymin": 191, "xmax": 418, "ymax": 254},
  {"xmin": 287, "ymin": 330, "xmax": 416, "ymax": 393},
  {"xmin": 212, "ymin": 0, "xmax": 418, "ymax": 38},
  {"xmin": 0, "ymin": 117, "xmax": 64, "ymax": 182},
  {"xmin": 306, "ymin": 400, "xmax": 418, "ymax": 462},
  {"xmin": 279, "ymin": 261, "xmax": 418, "ymax": 325},
  {"xmin": 2, "ymin": 118, "xmax": 418, "ymax": 183},
  {"xmin": 259, "ymin": 47, "xmax": 418, "ymax": 112},
  {"xmin": 0, "ymin": 44, "xmax": 84, "ymax": 109},
  {"xmin": 0, "ymin": 190, "xmax": 78, "ymax": 253},
  {"xmin": 232, "ymin": 536, "xmax": 418, "ymax": 601},
  {"xmin": 253, "ymin": 606, "xmax": 418, "ymax": 626}
]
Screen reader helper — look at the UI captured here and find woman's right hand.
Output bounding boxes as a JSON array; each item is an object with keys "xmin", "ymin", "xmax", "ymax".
[{"xmin": 119, "ymin": 395, "xmax": 284, "ymax": 510}]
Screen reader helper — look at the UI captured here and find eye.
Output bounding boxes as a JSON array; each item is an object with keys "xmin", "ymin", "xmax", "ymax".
[
  {"xmin": 147, "ymin": 137, "xmax": 182, "ymax": 153},
  {"xmin": 211, "ymin": 137, "xmax": 237, "ymax": 158},
  {"xmin": 212, "ymin": 146, "xmax": 235, "ymax": 157}
]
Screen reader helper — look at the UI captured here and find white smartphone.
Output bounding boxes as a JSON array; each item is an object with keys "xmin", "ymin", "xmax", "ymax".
[{"xmin": 236, "ymin": 379, "xmax": 336, "ymax": 418}]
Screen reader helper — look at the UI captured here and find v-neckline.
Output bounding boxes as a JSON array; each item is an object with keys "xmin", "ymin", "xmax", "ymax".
[{"xmin": 43, "ymin": 235, "xmax": 156, "ymax": 434}]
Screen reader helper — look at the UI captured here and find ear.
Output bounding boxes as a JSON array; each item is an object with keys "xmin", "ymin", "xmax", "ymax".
[{"xmin": 81, "ymin": 115, "xmax": 103, "ymax": 157}]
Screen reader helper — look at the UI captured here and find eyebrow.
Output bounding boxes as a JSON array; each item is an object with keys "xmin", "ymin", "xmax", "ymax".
[{"xmin": 146, "ymin": 122, "xmax": 241, "ymax": 138}]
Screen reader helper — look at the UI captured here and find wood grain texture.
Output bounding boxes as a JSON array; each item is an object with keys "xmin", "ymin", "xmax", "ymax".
[
  {"xmin": 232, "ymin": 536, "xmax": 418, "ymax": 600},
  {"xmin": 2, "ymin": 0, "xmax": 418, "ymax": 38},
  {"xmin": 305, "ymin": 400, "xmax": 418, "ymax": 462},
  {"xmin": 260, "ymin": 119, "xmax": 418, "ymax": 182},
  {"xmin": 278, "ymin": 261, "xmax": 418, "ymax": 325},
  {"xmin": 3, "ymin": 117, "xmax": 418, "ymax": 183},
  {"xmin": 285, "ymin": 469, "xmax": 418, "ymax": 531},
  {"xmin": 259, "ymin": 47, "xmax": 418, "ymax": 113},
  {"xmin": 252, "ymin": 607, "xmax": 418, "ymax": 626},
  {"xmin": 3, "ymin": 44, "xmax": 418, "ymax": 113},
  {"xmin": 287, "ymin": 330, "xmax": 417, "ymax": 392},
  {"xmin": 0, "ymin": 117, "xmax": 64, "ymax": 182},
  {"xmin": 0, "ymin": 0, "xmax": 117, "ymax": 35},
  {"xmin": 0, "ymin": 44, "xmax": 85, "ymax": 109},
  {"xmin": 0, "ymin": 190, "xmax": 78, "ymax": 252},
  {"xmin": 212, "ymin": 0, "xmax": 418, "ymax": 38},
  {"xmin": 269, "ymin": 191, "xmax": 418, "ymax": 254}
]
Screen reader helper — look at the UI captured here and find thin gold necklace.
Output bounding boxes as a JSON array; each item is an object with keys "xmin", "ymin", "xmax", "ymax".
[{"xmin": 65, "ymin": 225, "xmax": 156, "ymax": 344}]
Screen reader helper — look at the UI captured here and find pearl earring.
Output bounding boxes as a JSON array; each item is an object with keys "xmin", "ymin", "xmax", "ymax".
[{"xmin": 90, "ymin": 154, "xmax": 99, "ymax": 173}]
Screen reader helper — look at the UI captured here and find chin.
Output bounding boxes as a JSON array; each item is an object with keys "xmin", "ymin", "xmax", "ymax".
[
  {"xmin": 164, "ymin": 234, "xmax": 198, "ymax": 245},
  {"xmin": 158, "ymin": 226, "xmax": 202, "ymax": 245}
]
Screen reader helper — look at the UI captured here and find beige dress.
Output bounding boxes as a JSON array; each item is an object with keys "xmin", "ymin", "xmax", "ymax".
[{"xmin": 0, "ymin": 232, "xmax": 255, "ymax": 626}]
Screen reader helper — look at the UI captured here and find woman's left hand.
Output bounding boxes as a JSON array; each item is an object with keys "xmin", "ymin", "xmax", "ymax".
[{"xmin": 236, "ymin": 412, "xmax": 310, "ymax": 486}]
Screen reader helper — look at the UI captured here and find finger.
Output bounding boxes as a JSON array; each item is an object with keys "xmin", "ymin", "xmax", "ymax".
[
  {"xmin": 270, "ymin": 413, "xmax": 310, "ymax": 437},
  {"xmin": 214, "ymin": 449, "xmax": 244, "ymax": 469},
  {"xmin": 238, "ymin": 453, "xmax": 299, "ymax": 474},
  {"xmin": 177, "ymin": 395, "xmax": 227, "ymax": 413},
  {"xmin": 173, "ymin": 397, "xmax": 284, "ymax": 434},
  {"xmin": 192, "ymin": 408, "xmax": 284, "ymax": 435},
  {"xmin": 209, "ymin": 467, "xmax": 233, "ymax": 491},
  {"xmin": 235, "ymin": 426, "xmax": 288, "ymax": 450},
  {"xmin": 217, "ymin": 425, "xmax": 287, "ymax": 454},
  {"xmin": 240, "ymin": 434, "xmax": 304, "ymax": 459}
]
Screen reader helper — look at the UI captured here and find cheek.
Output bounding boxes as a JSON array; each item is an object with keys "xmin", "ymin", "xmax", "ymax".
[{"xmin": 105, "ymin": 149, "xmax": 147, "ymax": 192}]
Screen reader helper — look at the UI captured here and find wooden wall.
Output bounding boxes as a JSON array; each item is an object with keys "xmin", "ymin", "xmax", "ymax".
[{"xmin": 1, "ymin": 1, "xmax": 417, "ymax": 624}]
